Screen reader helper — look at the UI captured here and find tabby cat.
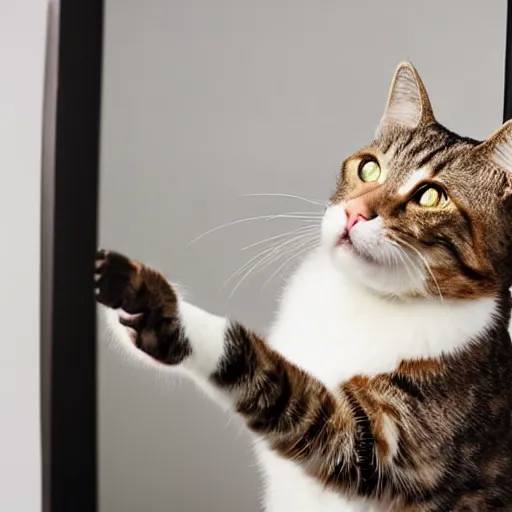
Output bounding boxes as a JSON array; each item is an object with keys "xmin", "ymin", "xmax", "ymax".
[{"xmin": 95, "ymin": 63, "xmax": 512, "ymax": 511}]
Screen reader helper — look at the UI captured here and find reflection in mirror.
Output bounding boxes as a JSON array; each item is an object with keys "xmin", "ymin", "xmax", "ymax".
[{"xmin": 97, "ymin": 2, "xmax": 508, "ymax": 511}]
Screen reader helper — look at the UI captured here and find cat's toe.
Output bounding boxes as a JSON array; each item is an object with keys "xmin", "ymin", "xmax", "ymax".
[
  {"xmin": 119, "ymin": 311, "xmax": 144, "ymax": 330},
  {"xmin": 94, "ymin": 249, "xmax": 108, "ymax": 284},
  {"xmin": 94, "ymin": 249, "xmax": 138, "ymax": 309}
]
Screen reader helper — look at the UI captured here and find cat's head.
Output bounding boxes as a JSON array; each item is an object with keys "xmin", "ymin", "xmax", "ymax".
[{"xmin": 322, "ymin": 62, "xmax": 512, "ymax": 300}]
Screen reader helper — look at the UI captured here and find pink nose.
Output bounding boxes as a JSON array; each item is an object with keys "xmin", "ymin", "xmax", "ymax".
[{"xmin": 345, "ymin": 196, "xmax": 373, "ymax": 233}]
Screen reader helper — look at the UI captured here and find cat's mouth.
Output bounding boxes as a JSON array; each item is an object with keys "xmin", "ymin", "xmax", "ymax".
[
  {"xmin": 336, "ymin": 232, "xmax": 379, "ymax": 265},
  {"xmin": 336, "ymin": 231, "xmax": 351, "ymax": 247}
]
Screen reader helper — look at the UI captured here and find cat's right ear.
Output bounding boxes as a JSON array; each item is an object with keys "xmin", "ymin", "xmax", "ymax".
[
  {"xmin": 376, "ymin": 62, "xmax": 435, "ymax": 137},
  {"xmin": 475, "ymin": 120, "xmax": 512, "ymax": 173},
  {"xmin": 475, "ymin": 122, "xmax": 512, "ymax": 202}
]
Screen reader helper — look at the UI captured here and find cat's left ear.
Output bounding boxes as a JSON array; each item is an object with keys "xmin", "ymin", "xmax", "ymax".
[
  {"xmin": 376, "ymin": 62, "xmax": 435, "ymax": 136},
  {"xmin": 475, "ymin": 120, "xmax": 512, "ymax": 173}
]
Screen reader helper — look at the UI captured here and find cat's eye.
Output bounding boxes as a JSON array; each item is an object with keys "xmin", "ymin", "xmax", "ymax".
[
  {"xmin": 416, "ymin": 186, "xmax": 446, "ymax": 208},
  {"xmin": 358, "ymin": 159, "xmax": 381, "ymax": 183}
]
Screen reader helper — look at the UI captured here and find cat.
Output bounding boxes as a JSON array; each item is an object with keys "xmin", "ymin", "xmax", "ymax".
[{"xmin": 95, "ymin": 62, "xmax": 512, "ymax": 511}]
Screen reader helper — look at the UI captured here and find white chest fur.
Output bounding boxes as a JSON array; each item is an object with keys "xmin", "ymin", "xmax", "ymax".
[
  {"xmin": 268, "ymin": 248, "xmax": 495, "ymax": 388},
  {"xmin": 255, "ymin": 248, "xmax": 496, "ymax": 511}
]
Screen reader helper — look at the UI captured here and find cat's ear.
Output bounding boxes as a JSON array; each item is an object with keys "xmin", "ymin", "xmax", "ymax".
[
  {"xmin": 376, "ymin": 62, "xmax": 435, "ymax": 135},
  {"xmin": 475, "ymin": 120, "xmax": 512, "ymax": 172}
]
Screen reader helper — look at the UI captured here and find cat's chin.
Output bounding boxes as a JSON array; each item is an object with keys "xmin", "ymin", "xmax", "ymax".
[
  {"xmin": 333, "ymin": 239, "xmax": 389, "ymax": 270},
  {"xmin": 321, "ymin": 203, "xmax": 426, "ymax": 297},
  {"xmin": 336, "ymin": 236, "xmax": 382, "ymax": 266},
  {"xmin": 327, "ymin": 243, "xmax": 425, "ymax": 298}
]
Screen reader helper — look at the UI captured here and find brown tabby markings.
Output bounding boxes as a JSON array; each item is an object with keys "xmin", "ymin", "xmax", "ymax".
[
  {"xmin": 333, "ymin": 125, "xmax": 507, "ymax": 299},
  {"xmin": 95, "ymin": 250, "xmax": 189, "ymax": 363},
  {"xmin": 95, "ymin": 250, "xmax": 512, "ymax": 510},
  {"xmin": 331, "ymin": 66, "xmax": 512, "ymax": 300},
  {"xmin": 95, "ymin": 62, "xmax": 512, "ymax": 510}
]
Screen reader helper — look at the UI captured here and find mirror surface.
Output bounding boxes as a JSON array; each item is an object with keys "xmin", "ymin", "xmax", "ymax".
[{"xmin": 98, "ymin": 2, "xmax": 506, "ymax": 510}]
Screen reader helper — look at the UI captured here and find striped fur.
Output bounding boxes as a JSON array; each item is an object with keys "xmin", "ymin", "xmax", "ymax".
[{"xmin": 95, "ymin": 62, "xmax": 512, "ymax": 511}]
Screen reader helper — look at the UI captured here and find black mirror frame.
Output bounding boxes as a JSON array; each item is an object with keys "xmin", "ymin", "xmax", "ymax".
[
  {"xmin": 39, "ymin": 2, "xmax": 512, "ymax": 511},
  {"xmin": 41, "ymin": 0, "xmax": 104, "ymax": 511},
  {"xmin": 505, "ymin": 1, "xmax": 512, "ymax": 122}
]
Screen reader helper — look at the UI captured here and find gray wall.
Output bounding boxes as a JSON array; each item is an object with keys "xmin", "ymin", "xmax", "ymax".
[{"xmin": 98, "ymin": 2, "xmax": 506, "ymax": 511}]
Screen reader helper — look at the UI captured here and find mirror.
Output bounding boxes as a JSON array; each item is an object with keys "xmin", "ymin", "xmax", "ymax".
[{"xmin": 95, "ymin": 2, "xmax": 507, "ymax": 511}]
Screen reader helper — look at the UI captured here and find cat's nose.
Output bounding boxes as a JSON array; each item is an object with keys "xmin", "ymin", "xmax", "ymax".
[{"xmin": 345, "ymin": 196, "xmax": 375, "ymax": 233}]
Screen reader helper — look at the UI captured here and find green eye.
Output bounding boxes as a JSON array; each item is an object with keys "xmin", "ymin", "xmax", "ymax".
[
  {"xmin": 418, "ymin": 187, "xmax": 441, "ymax": 207},
  {"xmin": 358, "ymin": 159, "xmax": 381, "ymax": 183}
]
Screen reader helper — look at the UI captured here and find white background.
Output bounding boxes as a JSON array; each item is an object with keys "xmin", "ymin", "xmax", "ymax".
[{"xmin": 0, "ymin": 0, "xmax": 46, "ymax": 510}]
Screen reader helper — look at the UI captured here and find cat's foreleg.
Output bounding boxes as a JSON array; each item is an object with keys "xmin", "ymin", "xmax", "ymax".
[{"xmin": 95, "ymin": 249, "xmax": 436, "ymax": 501}]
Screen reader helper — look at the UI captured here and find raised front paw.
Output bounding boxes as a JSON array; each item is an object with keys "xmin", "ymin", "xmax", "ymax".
[
  {"xmin": 94, "ymin": 249, "xmax": 186, "ymax": 364},
  {"xmin": 94, "ymin": 249, "xmax": 142, "ymax": 312}
]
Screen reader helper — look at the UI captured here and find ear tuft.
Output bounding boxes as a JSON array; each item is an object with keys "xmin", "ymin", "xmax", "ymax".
[
  {"xmin": 377, "ymin": 62, "xmax": 435, "ymax": 135},
  {"xmin": 478, "ymin": 120, "xmax": 512, "ymax": 172}
]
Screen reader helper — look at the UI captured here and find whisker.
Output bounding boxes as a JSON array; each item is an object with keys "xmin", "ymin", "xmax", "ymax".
[
  {"xmin": 223, "ymin": 229, "xmax": 317, "ymax": 290},
  {"xmin": 265, "ymin": 214, "xmax": 324, "ymax": 221},
  {"xmin": 188, "ymin": 212, "xmax": 322, "ymax": 245},
  {"xmin": 393, "ymin": 236, "xmax": 444, "ymax": 301},
  {"xmin": 396, "ymin": 250, "xmax": 419, "ymax": 285},
  {"xmin": 269, "ymin": 211, "xmax": 324, "ymax": 216},
  {"xmin": 252, "ymin": 231, "xmax": 317, "ymax": 270},
  {"xmin": 262, "ymin": 241, "xmax": 317, "ymax": 289},
  {"xmin": 189, "ymin": 215, "xmax": 277, "ymax": 245},
  {"xmin": 227, "ymin": 233, "xmax": 316, "ymax": 299},
  {"xmin": 400, "ymin": 248, "xmax": 426, "ymax": 287},
  {"xmin": 389, "ymin": 238, "xmax": 421, "ymax": 278},
  {"xmin": 222, "ymin": 245, "xmax": 276, "ymax": 289},
  {"xmin": 241, "ymin": 225, "xmax": 318, "ymax": 251},
  {"xmin": 240, "ymin": 193, "xmax": 328, "ymax": 207},
  {"xmin": 387, "ymin": 239, "xmax": 422, "ymax": 285},
  {"xmin": 400, "ymin": 240, "xmax": 443, "ymax": 300}
]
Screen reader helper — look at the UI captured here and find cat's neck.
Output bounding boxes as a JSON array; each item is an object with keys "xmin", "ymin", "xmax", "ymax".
[
  {"xmin": 285, "ymin": 247, "xmax": 499, "ymax": 323},
  {"xmin": 270, "ymin": 248, "xmax": 499, "ymax": 384}
]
